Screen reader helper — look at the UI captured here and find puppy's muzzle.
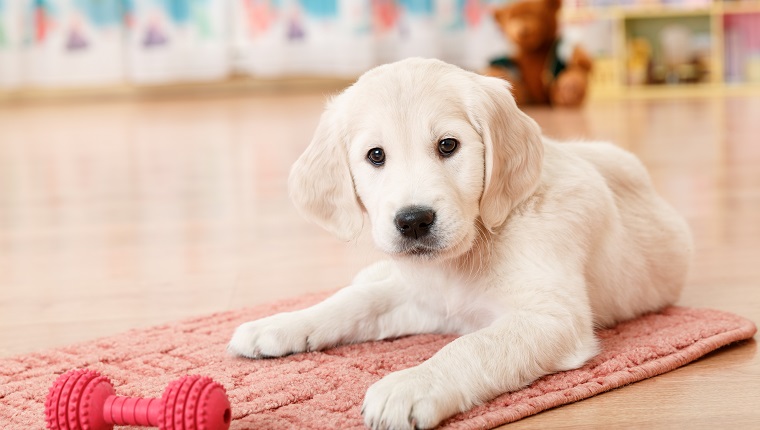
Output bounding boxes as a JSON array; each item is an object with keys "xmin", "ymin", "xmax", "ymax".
[{"xmin": 394, "ymin": 206, "xmax": 436, "ymax": 240}]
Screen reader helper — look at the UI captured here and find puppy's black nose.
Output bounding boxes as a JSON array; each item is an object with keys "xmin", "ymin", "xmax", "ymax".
[{"xmin": 394, "ymin": 206, "xmax": 436, "ymax": 239}]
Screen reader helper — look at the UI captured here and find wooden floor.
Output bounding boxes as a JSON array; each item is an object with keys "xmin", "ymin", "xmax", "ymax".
[{"xmin": 0, "ymin": 92, "xmax": 758, "ymax": 428}]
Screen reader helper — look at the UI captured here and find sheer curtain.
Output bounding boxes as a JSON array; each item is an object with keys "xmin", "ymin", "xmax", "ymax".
[{"xmin": 0, "ymin": 0, "xmax": 509, "ymax": 89}]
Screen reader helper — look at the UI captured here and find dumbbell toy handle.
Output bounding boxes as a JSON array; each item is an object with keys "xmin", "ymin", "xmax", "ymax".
[{"xmin": 102, "ymin": 395, "xmax": 161, "ymax": 427}]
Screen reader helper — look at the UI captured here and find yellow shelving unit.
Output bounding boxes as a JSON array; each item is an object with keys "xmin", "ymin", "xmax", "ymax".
[{"xmin": 562, "ymin": 0, "xmax": 760, "ymax": 98}]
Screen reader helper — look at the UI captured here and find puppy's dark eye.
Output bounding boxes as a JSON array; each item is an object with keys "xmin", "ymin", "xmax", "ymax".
[
  {"xmin": 367, "ymin": 147, "xmax": 385, "ymax": 166},
  {"xmin": 438, "ymin": 138, "xmax": 459, "ymax": 157}
]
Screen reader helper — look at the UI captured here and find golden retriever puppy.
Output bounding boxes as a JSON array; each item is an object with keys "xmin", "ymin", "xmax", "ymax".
[{"xmin": 228, "ymin": 58, "xmax": 693, "ymax": 429}]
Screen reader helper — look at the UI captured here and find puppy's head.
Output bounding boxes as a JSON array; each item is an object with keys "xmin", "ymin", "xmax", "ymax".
[{"xmin": 289, "ymin": 58, "xmax": 543, "ymax": 261}]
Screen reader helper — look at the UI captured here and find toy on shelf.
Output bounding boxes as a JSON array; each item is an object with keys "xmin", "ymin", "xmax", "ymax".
[
  {"xmin": 627, "ymin": 38, "xmax": 653, "ymax": 86},
  {"xmin": 45, "ymin": 369, "xmax": 231, "ymax": 430},
  {"xmin": 485, "ymin": 0, "xmax": 593, "ymax": 107}
]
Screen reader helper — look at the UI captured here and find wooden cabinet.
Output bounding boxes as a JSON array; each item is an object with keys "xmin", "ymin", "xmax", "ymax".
[{"xmin": 562, "ymin": 0, "xmax": 760, "ymax": 98}]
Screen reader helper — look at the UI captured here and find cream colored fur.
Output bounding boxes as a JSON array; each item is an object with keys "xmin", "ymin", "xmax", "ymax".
[{"xmin": 228, "ymin": 58, "xmax": 693, "ymax": 430}]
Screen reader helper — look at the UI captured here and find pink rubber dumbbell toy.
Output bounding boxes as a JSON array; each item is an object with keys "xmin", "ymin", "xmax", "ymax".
[{"xmin": 46, "ymin": 369, "xmax": 231, "ymax": 430}]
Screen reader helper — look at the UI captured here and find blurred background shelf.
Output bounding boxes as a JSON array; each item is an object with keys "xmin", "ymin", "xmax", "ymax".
[{"xmin": 564, "ymin": 0, "xmax": 760, "ymax": 96}]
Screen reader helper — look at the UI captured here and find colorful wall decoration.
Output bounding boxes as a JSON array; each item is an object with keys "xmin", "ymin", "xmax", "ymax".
[{"xmin": 0, "ymin": 0, "xmax": 514, "ymax": 89}]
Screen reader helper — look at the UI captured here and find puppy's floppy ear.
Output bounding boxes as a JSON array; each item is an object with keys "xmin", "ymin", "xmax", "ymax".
[
  {"xmin": 470, "ymin": 74, "xmax": 544, "ymax": 232},
  {"xmin": 288, "ymin": 98, "xmax": 364, "ymax": 241}
]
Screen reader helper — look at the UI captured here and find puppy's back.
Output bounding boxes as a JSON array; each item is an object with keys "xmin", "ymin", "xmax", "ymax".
[{"xmin": 564, "ymin": 141, "xmax": 693, "ymax": 325}]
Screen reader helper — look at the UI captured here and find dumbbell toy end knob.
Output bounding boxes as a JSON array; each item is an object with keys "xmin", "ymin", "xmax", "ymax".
[
  {"xmin": 46, "ymin": 369, "xmax": 117, "ymax": 430},
  {"xmin": 159, "ymin": 375, "xmax": 231, "ymax": 430}
]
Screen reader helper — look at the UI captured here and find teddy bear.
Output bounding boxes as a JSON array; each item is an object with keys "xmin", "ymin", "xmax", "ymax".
[{"xmin": 485, "ymin": 0, "xmax": 593, "ymax": 107}]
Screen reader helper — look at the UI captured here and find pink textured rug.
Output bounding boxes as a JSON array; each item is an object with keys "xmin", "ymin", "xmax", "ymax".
[{"xmin": 1, "ymin": 291, "xmax": 756, "ymax": 429}]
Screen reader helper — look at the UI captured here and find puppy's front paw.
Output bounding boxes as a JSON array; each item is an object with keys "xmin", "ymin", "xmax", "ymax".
[
  {"xmin": 228, "ymin": 312, "xmax": 313, "ymax": 359},
  {"xmin": 362, "ymin": 366, "xmax": 463, "ymax": 430}
]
